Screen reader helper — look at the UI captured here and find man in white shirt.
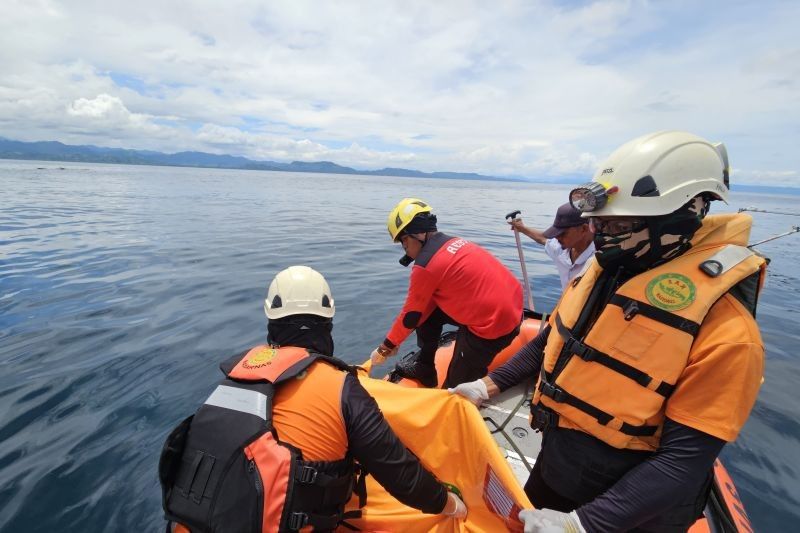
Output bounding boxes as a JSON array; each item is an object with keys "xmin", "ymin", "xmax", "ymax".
[{"xmin": 509, "ymin": 202, "xmax": 595, "ymax": 289}]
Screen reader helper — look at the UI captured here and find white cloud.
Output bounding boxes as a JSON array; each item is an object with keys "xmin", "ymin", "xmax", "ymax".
[
  {"xmin": 192, "ymin": 124, "xmax": 419, "ymax": 168},
  {"xmin": 63, "ymin": 93, "xmax": 166, "ymax": 140},
  {"xmin": 195, "ymin": 124, "xmax": 250, "ymax": 146},
  {"xmin": 0, "ymin": 0, "xmax": 798, "ymax": 184},
  {"xmin": 68, "ymin": 94, "xmax": 130, "ymax": 119}
]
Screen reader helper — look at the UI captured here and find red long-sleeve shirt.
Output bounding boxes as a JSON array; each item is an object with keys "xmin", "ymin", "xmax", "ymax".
[{"xmin": 384, "ymin": 233, "xmax": 522, "ymax": 347}]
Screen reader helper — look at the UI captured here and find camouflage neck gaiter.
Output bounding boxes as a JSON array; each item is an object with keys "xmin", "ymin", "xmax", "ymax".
[{"xmin": 594, "ymin": 196, "xmax": 710, "ymax": 274}]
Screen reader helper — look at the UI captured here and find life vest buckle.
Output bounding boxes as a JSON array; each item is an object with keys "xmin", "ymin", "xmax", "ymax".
[
  {"xmin": 530, "ymin": 404, "xmax": 559, "ymax": 430},
  {"xmin": 564, "ymin": 337, "xmax": 595, "ymax": 362},
  {"xmin": 288, "ymin": 512, "xmax": 309, "ymax": 530},
  {"xmin": 539, "ymin": 380, "xmax": 567, "ymax": 403},
  {"xmin": 296, "ymin": 465, "xmax": 319, "ymax": 484},
  {"xmin": 563, "ymin": 337, "xmax": 579, "ymax": 357},
  {"xmin": 622, "ymin": 300, "xmax": 639, "ymax": 321}
]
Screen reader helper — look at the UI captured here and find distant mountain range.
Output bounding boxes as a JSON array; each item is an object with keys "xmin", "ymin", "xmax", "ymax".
[
  {"xmin": 2, "ymin": 137, "xmax": 796, "ymax": 194},
  {"xmin": 0, "ymin": 137, "xmax": 528, "ymax": 182}
]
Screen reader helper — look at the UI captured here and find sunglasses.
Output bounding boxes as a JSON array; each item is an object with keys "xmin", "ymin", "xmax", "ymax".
[{"xmin": 589, "ymin": 217, "xmax": 646, "ymax": 235}]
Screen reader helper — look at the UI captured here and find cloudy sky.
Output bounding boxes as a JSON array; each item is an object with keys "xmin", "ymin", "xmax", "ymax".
[{"xmin": 1, "ymin": 0, "xmax": 798, "ymax": 185}]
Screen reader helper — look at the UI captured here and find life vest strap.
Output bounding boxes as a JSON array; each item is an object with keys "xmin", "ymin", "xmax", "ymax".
[
  {"xmin": 339, "ymin": 513, "xmax": 363, "ymax": 530},
  {"xmin": 288, "ymin": 511, "xmax": 341, "ymax": 531},
  {"xmin": 287, "ymin": 507, "xmax": 363, "ymax": 531},
  {"xmin": 353, "ymin": 462, "xmax": 367, "ymax": 508},
  {"xmin": 609, "ymin": 294, "xmax": 701, "ymax": 336},
  {"xmin": 617, "ymin": 420, "xmax": 660, "ymax": 437},
  {"xmin": 539, "ymin": 376, "xmax": 611, "ymax": 425},
  {"xmin": 294, "ymin": 464, "xmax": 353, "ymax": 501},
  {"xmin": 538, "ymin": 373, "xmax": 659, "ymax": 437},
  {"xmin": 530, "ymin": 403, "xmax": 560, "ymax": 431},
  {"xmin": 555, "ymin": 314, "xmax": 675, "ymax": 398}
]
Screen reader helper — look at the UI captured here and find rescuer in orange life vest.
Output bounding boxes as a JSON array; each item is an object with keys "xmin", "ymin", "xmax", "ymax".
[
  {"xmin": 450, "ymin": 131, "xmax": 766, "ymax": 532},
  {"xmin": 159, "ymin": 266, "xmax": 466, "ymax": 532},
  {"xmin": 371, "ymin": 198, "xmax": 523, "ymax": 388}
]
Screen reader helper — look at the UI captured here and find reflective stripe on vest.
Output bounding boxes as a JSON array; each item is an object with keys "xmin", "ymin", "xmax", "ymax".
[
  {"xmin": 533, "ymin": 241, "xmax": 766, "ymax": 451},
  {"xmin": 699, "ymin": 244, "xmax": 756, "ymax": 277},
  {"xmin": 204, "ymin": 385, "xmax": 268, "ymax": 420}
]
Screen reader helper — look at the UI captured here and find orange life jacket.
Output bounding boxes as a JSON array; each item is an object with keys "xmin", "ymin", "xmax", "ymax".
[
  {"xmin": 531, "ymin": 215, "xmax": 766, "ymax": 451},
  {"xmin": 159, "ymin": 346, "xmax": 365, "ymax": 532}
]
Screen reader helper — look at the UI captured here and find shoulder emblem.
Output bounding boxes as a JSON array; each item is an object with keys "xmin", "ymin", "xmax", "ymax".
[
  {"xmin": 646, "ymin": 273, "xmax": 696, "ymax": 311},
  {"xmin": 242, "ymin": 347, "xmax": 278, "ymax": 369}
]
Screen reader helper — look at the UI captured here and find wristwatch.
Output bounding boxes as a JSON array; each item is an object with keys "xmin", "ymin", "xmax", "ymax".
[{"xmin": 376, "ymin": 344, "xmax": 393, "ymax": 356}]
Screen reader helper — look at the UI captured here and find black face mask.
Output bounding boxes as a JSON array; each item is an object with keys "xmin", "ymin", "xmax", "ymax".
[
  {"xmin": 594, "ymin": 196, "xmax": 710, "ymax": 274},
  {"xmin": 267, "ymin": 315, "xmax": 334, "ymax": 356}
]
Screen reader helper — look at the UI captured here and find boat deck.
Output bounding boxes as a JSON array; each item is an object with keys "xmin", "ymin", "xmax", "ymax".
[{"xmin": 482, "ymin": 383, "xmax": 541, "ymax": 485}]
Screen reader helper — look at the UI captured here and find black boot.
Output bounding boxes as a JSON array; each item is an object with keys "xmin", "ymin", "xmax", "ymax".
[{"xmin": 392, "ymin": 358, "xmax": 438, "ymax": 388}]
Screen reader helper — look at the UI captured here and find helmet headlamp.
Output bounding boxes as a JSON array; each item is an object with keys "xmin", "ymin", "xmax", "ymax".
[{"xmin": 569, "ymin": 182, "xmax": 612, "ymax": 213}]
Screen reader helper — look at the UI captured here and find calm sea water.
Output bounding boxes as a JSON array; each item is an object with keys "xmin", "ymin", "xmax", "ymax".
[{"xmin": 1, "ymin": 160, "xmax": 798, "ymax": 531}]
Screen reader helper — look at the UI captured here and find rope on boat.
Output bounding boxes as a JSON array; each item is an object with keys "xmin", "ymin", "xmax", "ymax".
[{"xmin": 483, "ymin": 382, "xmax": 535, "ymax": 473}]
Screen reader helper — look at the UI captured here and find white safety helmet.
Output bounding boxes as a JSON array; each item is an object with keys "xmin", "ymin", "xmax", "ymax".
[
  {"xmin": 569, "ymin": 131, "xmax": 730, "ymax": 217},
  {"xmin": 264, "ymin": 266, "xmax": 335, "ymax": 320}
]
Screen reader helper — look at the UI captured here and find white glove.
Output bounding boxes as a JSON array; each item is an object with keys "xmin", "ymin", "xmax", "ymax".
[
  {"xmin": 370, "ymin": 349, "xmax": 386, "ymax": 366},
  {"xmin": 518, "ymin": 508, "xmax": 585, "ymax": 533},
  {"xmin": 448, "ymin": 379, "xmax": 489, "ymax": 407},
  {"xmin": 442, "ymin": 491, "xmax": 467, "ymax": 519},
  {"xmin": 370, "ymin": 344, "xmax": 397, "ymax": 366}
]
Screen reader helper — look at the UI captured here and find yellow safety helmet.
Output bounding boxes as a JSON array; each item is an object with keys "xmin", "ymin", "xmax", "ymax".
[{"xmin": 387, "ymin": 198, "xmax": 433, "ymax": 242}]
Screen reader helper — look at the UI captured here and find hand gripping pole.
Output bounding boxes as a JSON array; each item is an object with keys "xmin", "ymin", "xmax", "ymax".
[{"xmin": 505, "ymin": 210, "xmax": 535, "ymax": 311}]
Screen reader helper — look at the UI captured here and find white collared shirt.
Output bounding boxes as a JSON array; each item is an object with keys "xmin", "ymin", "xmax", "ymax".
[{"xmin": 544, "ymin": 238, "xmax": 596, "ymax": 289}]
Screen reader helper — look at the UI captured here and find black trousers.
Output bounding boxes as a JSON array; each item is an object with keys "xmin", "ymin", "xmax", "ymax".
[
  {"xmin": 524, "ymin": 428, "xmax": 711, "ymax": 532},
  {"xmin": 416, "ymin": 307, "xmax": 519, "ymax": 388},
  {"xmin": 524, "ymin": 450, "xmax": 580, "ymax": 512}
]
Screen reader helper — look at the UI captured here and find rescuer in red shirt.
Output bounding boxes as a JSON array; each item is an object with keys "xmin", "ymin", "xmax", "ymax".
[{"xmin": 371, "ymin": 198, "xmax": 523, "ymax": 388}]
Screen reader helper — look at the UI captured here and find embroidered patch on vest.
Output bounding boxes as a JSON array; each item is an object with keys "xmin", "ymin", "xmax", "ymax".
[
  {"xmin": 242, "ymin": 347, "xmax": 277, "ymax": 369},
  {"xmin": 646, "ymin": 273, "xmax": 696, "ymax": 311}
]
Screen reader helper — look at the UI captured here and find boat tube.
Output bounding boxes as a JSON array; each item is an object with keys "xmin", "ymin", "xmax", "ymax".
[{"xmin": 384, "ymin": 310, "xmax": 544, "ymax": 389}]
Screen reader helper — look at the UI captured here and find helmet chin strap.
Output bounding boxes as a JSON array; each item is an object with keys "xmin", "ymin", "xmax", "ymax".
[{"xmin": 410, "ymin": 233, "xmax": 429, "ymax": 246}]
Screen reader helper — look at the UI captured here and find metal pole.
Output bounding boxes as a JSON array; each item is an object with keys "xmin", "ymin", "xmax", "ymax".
[
  {"xmin": 738, "ymin": 207, "xmax": 800, "ymax": 217},
  {"xmin": 506, "ymin": 210, "xmax": 535, "ymax": 311},
  {"xmin": 748, "ymin": 226, "xmax": 800, "ymax": 248}
]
